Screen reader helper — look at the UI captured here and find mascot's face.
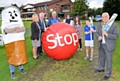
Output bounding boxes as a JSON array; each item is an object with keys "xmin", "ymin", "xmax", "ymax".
[
  {"xmin": 8, "ymin": 9, "xmax": 18, "ymax": 23},
  {"xmin": 2, "ymin": 6, "xmax": 22, "ymax": 26}
]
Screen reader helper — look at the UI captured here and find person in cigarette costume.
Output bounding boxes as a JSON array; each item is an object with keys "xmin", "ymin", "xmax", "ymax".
[{"xmin": 1, "ymin": 6, "xmax": 28, "ymax": 79}]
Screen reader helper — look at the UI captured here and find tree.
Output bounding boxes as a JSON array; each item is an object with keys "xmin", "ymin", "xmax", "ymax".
[
  {"xmin": 19, "ymin": 4, "xmax": 25, "ymax": 9},
  {"xmin": 88, "ymin": 8, "xmax": 103, "ymax": 18},
  {"xmin": 72, "ymin": 0, "xmax": 88, "ymax": 19},
  {"xmin": 11, "ymin": 3, "xmax": 19, "ymax": 8},
  {"xmin": 96, "ymin": 8, "xmax": 103, "ymax": 15},
  {"xmin": 0, "ymin": 7, "xmax": 4, "ymax": 11},
  {"xmin": 88, "ymin": 8, "xmax": 96, "ymax": 17},
  {"xmin": 103, "ymin": 0, "xmax": 120, "ymax": 20}
]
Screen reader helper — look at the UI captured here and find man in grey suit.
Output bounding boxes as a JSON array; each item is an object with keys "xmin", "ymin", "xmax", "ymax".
[{"xmin": 95, "ymin": 12, "xmax": 119, "ymax": 80}]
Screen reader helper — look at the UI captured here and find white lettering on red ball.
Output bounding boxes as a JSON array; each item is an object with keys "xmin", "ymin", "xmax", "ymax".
[{"xmin": 47, "ymin": 33, "xmax": 78, "ymax": 49}]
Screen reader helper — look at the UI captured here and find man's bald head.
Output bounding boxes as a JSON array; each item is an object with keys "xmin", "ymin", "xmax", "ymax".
[
  {"xmin": 102, "ymin": 12, "xmax": 110, "ymax": 23},
  {"xmin": 52, "ymin": 11, "xmax": 57, "ymax": 18}
]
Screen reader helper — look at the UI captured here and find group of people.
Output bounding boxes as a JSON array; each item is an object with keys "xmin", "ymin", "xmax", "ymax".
[
  {"xmin": 30, "ymin": 11, "xmax": 119, "ymax": 80},
  {"xmin": 2, "ymin": 8, "xmax": 119, "ymax": 80},
  {"xmin": 82, "ymin": 12, "xmax": 119, "ymax": 80},
  {"xmin": 30, "ymin": 11, "xmax": 60, "ymax": 59},
  {"xmin": 30, "ymin": 11, "xmax": 84, "ymax": 60},
  {"xmin": 63, "ymin": 14, "xmax": 96, "ymax": 62}
]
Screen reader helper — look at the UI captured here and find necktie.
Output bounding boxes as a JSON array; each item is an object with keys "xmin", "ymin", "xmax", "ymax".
[{"xmin": 41, "ymin": 20, "xmax": 45, "ymax": 30}]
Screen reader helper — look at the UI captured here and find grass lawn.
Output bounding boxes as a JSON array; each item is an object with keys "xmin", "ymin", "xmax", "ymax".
[
  {"xmin": 0, "ymin": 37, "xmax": 40, "ymax": 81},
  {"xmin": 23, "ymin": 20, "xmax": 32, "ymax": 28},
  {"xmin": 0, "ymin": 20, "xmax": 120, "ymax": 81},
  {"xmin": 0, "ymin": 20, "xmax": 1, "ymax": 34},
  {"xmin": 112, "ymin": 21, "xmax": 120, "ymax": 79}
]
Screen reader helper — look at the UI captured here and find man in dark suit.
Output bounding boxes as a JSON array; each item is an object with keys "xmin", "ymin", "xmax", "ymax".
[
  {"xmin": 37, "ymin": 12, "xmax": 47, "ymax": 55},
  {"xmin": 39, "ymin": 12, "xmax": 47, "ymax": 33},
  {"xmin": 96, "ymin": 12, "xmax": 119, "ymax": 80}
]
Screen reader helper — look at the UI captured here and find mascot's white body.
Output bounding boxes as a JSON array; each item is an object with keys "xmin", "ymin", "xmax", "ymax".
[
  {"xmin": 1, "ymin": 6, "xmax": 24, "ymax": 44},
  {"xmin": 1, "ymin": 6, "xmax": 28, "ymax": 66}
]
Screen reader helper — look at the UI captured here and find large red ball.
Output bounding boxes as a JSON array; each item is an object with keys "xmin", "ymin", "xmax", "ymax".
[{"xmin": 42, "ymin": 22, "xmax": 78, "ymax": 60}]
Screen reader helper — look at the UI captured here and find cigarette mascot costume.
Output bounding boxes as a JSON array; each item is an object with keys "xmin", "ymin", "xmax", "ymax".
[{"xmin": 1, "ymin": 6, "xmax": 28, "ymax": 78}]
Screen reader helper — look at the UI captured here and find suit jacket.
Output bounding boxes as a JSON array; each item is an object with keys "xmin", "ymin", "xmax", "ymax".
[
  {"xmin": 96, "ymin": 22, "xmax": 119, "ymax": 51},
  {"xmin": 38, "ymin": 19, "xmax": 47, "ymax": 33},
  {"xmin": 31, "ymin": 22, "xmax": 40, "ymax": 40}
]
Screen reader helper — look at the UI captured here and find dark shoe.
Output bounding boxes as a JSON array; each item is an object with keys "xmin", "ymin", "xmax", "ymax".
[
  {"xmin": 95, "ymin": 69, "xmax": 104, "ymax": 72},
  {"xmin": 104, "ymin": 76, "xmax": 110, "ymax": 80},
  {"xmin": 33, "ymin": 56, "xmax": 39, "ymax": 59},
  {"xmin": 40, "ymin": 53, "xmax": 42, "ymax": 56},
  {"xmin": 41, "ymin": 51, "xmax": 43, "ymax": 53},
  {"xmin": 11, "ymin": 72, "xmax": 16, "ymax": 79},
  {"xmin": 19, "ymin": 69, "xmax": 26, "ymax": 74},
  {"xmin": 38, "ymin": 53, "xmax": 42, "ymax": 56}
]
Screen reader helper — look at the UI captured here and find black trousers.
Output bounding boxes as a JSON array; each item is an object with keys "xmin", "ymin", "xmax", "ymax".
[
  {"xmin": 37, "ymin": 46, "xmax": 42, "ymax": 54},
  {"xmin": 78, "ymin": 39, "xmax": 82, "ymax": 49},
  {"xmin": 37, "ymin": 31, "xmax": 44, "ymax": 54}
]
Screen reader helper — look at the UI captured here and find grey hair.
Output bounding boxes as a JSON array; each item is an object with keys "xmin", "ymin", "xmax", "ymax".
[
  {"xmin": 52, "ymin": 11, "xmax": 57, "ymax": 15},
  {"xmin": 39, "ymin": 12, "xmax": 44, "ymax": 17},
  {"xmin": 102, "ymin": 12, "xmax": 109, "ymax": 17}
]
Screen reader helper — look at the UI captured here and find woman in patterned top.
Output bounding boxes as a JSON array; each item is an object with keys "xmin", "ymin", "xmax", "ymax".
[{"xmin": 74, "ymin": 16, "xmax": 82, "ymax": 51}]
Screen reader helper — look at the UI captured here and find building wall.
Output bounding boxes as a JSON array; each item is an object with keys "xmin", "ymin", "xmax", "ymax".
[{"xmin": 36, "ymin": 0, "xmax": 72, "ymax": 18}]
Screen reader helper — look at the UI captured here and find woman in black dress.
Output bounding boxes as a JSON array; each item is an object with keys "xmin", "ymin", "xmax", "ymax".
[{"xmin": 31, "ymin": 13, "xmax": 41, "ymax": 59}]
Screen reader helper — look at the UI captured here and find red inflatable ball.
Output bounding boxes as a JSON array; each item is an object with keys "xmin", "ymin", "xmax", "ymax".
[{"xmin": 42, "ymin": 22, "xmax": 78, "ymax": 60}]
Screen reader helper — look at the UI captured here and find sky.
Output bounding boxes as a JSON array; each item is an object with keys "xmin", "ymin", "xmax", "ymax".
[
  {"xmin": 88, "ymin": 0, "xmax": 105, "ymax": 8},
  {"xmin": 0, "ymin": 0, "xmax": 51, "ymax": 7},
  {"xmin": 0, "ymin": 0, "xmax": 104, "ymax": 9}
]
